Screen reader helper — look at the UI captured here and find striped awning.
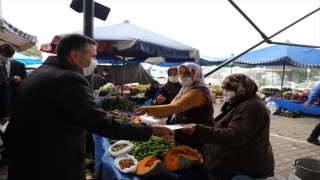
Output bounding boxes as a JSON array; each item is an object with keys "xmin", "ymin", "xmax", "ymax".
[{"xmin": 0, "ymin": 17, "xmax": 38, "ymax": 52}]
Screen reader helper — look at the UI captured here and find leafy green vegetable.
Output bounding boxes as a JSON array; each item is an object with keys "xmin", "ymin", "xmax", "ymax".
[
  {"xmin": 99, "ymin": 97, "xmax": 136, "ymax": 111},
  {"xmin": 131, "ymin": 136, "xmax": 179, "ymax": 161}
]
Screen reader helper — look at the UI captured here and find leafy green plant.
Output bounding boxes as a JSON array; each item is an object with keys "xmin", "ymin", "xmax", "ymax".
[{"xmin": 99, "ymin": 97, "xmax": 136, "ymax": 111}]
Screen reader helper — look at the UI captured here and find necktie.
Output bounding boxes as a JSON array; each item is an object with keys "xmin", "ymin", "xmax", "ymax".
[{"xmin": 2, "ymin": 62, "xmax": 8, "ymax": 78}]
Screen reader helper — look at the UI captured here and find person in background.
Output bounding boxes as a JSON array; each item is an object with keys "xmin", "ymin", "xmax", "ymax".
[
  {"xmin": 0, "ymin": 43, "xmax": 26, "ymax": 166},
  {"xmin": 134, "ymin": 62, "xmax": 214, "ymax": 150},
  {"xmin": 8, "ymin": 34, "xmax": 174, "ymax": 180},
  {"xmin": 101, "ymin": 68, "xmax": 112, "ymax": 85},
  {"xmin": 93, "ymin": 68, "xmax": 103, "ymax": 98},
  {"xmin": 180, "ymin": 74, "xmax": 275, "ymax": 180},
  {"xmin": 144, "ymin": 80, "xmax": 160, "ymax": 100},
  {"xmin": 305, "ymin": 84, "xmax": 320, "ymax": 146},
  {"xmin": 0, "ymin": 65, "xmax": 11, "ymax": 127},
  {"xmin": 152, "ymin": 66, "xmax": 182, "ymax": 123}
]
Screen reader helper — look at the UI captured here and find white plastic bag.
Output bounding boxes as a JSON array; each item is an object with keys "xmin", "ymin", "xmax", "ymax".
[
  {"xmin": 114, "ymin": 154, "xmax": 138, "ymax": 174},
  {"xmin": 108, "ymin": 140, "xmax": 134, "ymax": 157}
]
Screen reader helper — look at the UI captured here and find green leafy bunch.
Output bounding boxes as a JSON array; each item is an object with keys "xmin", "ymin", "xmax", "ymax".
[
  {"xmin": 99, "ymin": 97, "xmax": 136, "ymax": 111},
  {"xmin": 131, "ymin": 136, "xmax": 179, "ymax": 161}
]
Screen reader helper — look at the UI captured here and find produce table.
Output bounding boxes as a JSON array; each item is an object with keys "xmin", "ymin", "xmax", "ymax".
[
  {"xmin": 93, "ymin": 135, "xmax": 208, "ymax": 180},
  {"xmin": 270, "ymin": 98, "xmax": 320, "ymax": 115},
  {"xmin": 126, "ymin": 97, "xmax": 149, "ymax": 105}
]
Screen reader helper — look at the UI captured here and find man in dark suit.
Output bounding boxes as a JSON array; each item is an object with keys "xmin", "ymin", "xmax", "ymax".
[
  {"xmin": 93, "ymin": 68, "xmax": 103, "ymax": 98},
  {"xmin": 0, "ymin": 43, "xmax": 26, "ymax": 166},
  {"xmin": 0, "ymin": 65, "xmax": 11, "ymax": 127}
]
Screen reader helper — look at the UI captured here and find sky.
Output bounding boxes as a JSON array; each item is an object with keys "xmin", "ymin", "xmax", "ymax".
[{"xmin": 1, "ymin": 0, "xmax": 320, "ymax": 60}]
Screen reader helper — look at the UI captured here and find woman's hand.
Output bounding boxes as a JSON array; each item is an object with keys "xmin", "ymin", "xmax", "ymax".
[
  {"xmin": 180, "ymin": 124, "xmax": 196, "ymax": 135},
  {"xmin": 134, "ymin": 106, "xmax": 148, "ymax": 115},
  {"xmin": 156, "ymin": 95, "xmax": 165, "ymax": 104}
]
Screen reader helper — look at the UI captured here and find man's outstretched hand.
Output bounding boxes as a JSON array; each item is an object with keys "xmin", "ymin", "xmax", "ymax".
[{"xmin": 151, "ymin": 124, "xmax": 175, "ymax": 137}]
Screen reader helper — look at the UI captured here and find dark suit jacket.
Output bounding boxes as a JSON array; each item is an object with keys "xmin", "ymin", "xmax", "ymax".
[
  {"xmin": 8, "ymin": 56, "xmax": 153, "ymax": 180},
  {"xmin": 8, "ymin": 60, "xmax": 26, "ymax": 106},
  {"xmin": 0, "ymin": 65, "xmax": 11, "ymax": 117},
  {"xmin": 93, "ymin": 73, "xmax": 103, "ymax": 90}
]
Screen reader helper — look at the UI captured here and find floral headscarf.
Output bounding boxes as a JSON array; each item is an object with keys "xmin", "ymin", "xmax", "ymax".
[
  {"xmin": 221, "ymin": 73, "xmax": 258, "ymax": 103},
  {"xmin": 171, "ymin": 62, "xmax": 209, "ymax": 104}
]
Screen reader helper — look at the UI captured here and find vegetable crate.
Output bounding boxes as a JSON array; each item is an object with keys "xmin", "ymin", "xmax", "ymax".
[
  {"xmin": 279, "ymin": 111, "xmax": 301, "ymax": 118},
  {"xmin": 130, "ymin": 89, "xmax": 138, "ymax": 96}
]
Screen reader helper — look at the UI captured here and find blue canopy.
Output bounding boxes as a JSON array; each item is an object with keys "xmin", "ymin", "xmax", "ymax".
[
  {"xmin": 41, "ymin": 21, "xmax": 199, "ymax": 61},
  {"xmin": 12, "ymin": 52, "xmax": 43, "ymax": 65},
  {"xmin": 235, "ymin": 43, "xmax": 320, "ymax": 69},
  {"xmin": 148, "ymin": 55, "xmax": 238, "ymax": 67}
]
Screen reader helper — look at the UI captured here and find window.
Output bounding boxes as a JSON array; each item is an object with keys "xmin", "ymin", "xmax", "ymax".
[
  {"xmin": 274, "ymin": 82, "xmax": 281, "ymax": 86},
  {"xmin": 309, "ymin": 83, "xmax": 319, "ymax": 89},
  {"xmin": 297, "ymin": 82, "xmax": 309, "ymax": 88},
  {"xmin": 283, "ymin": 82, "xmax": 291, "ymax": 86}
]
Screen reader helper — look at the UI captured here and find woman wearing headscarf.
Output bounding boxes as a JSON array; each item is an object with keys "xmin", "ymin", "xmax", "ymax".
[
  {"xmin": 152, "ymin": 66, "xmax": 182, "ymax": 105},
  {"xmin": 151, "ymin": 66, "xmax": 182, "ymax": 122},
  {"xmin": 180, "ymin": 74, "xmax": 275, "ymax": 180},
  {"xmin": 134, "ymin": 62, "xmax": 214, "ymax": 149},
  {"xmin": 144, "ymin": 81, "xmax": 160, "ymax": 100}
]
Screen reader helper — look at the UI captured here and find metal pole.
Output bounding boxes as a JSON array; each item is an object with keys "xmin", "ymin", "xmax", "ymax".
[
  {"xmin": 121, "ymin": 56, "xmax": 125, "ymax": 95},
  {"xmin": 83, "ymin": 0, "xmax": 94, "ymax": 93},
  {"xmin": 0, "ymin": 0, "xmax": 3, "ymax": 17},
  {"xmin": 204, "ymin": 7, "xmax": 320, "ymax": 78},
  {"xmin": 228, "ymin": 0, "xmax": 269, "ymax": 42},
  {"xmin": 281, "ymin": 59, "xmax": 286, "ymax": 92},
  {"xmin": 115, "ymin": 59, "xmax": 118, "ymax": 86}
]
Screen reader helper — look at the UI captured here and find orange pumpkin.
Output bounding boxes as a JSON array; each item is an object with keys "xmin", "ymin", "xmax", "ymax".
[
  {"xmin": 164, "ymin": 145, "xmax": 203, "ymax": 171},
  {"xmin": 136, "ymin": 155, "xmax": 170, "ymax": 177}
]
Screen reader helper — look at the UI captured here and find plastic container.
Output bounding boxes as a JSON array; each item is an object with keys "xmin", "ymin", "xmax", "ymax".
[{"xmin": 293, "ymin": 158, "xmax": 320, "ymax": 180}]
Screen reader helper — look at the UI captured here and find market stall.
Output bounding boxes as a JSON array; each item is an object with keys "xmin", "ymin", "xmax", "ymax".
[
  {"xmin": 92, "ymin": 97, "xmax": 209, "ymax": 179},
  {"xmin": 270, "ymin": 98, "xmax": 320, "ymax": 115},
  {"xmin": 93, "ymin": 135, "xmax": 208, "ymax": 180}
]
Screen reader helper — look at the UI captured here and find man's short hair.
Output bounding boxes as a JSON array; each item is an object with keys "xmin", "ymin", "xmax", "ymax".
[
  {"xmin": 56, "ymin": 34, "xmax": 97, "ymax": 59},
  {"xmin": 0, "ymin": 43, "xmax": 16, "ymax": 57},
  {"xmin": 103, "ymin": 69, "xmax": 108, "ymax": 72}
]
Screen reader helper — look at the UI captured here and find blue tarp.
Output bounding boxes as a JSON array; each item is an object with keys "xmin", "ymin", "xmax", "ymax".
[
  {"xmin": 50, "ymin": 21, "xmax": 200, "ymax": 61},
  {"xmin": 12, "ymin": 52, "xmax": 43, "ymax": 65},
  {"xmin": 235, "ymin": 44, "xmax": 320, "ymax": 69}
]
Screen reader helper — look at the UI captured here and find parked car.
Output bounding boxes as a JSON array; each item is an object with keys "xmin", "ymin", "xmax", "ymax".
[
  {"xmin": 260, "ymin": 81, "xmax": 298, "ymax": 91},
  {"xmin": 204, "ymin": 78, "xmax": 221, "ymax": 86},
  {"xmin": 295, "ymin": 81, "xmax": 320, "ymax": 91}
]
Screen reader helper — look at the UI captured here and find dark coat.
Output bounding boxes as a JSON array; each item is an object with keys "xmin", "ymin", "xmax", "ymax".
[
  {"xmin": 93, "ymin": 73, "xmax": 103, "ymax": 90},
  {"xmin": 8, "ymin": 56, "xmax": 153, "ymax": 180},
  {"xmin": 0, "ymin": 65, "xmax": 11, "ymax": 117},
  {"xmin": 194, "ymin": 95, "xmax": 274, "ymax": 178},
  {"xmin": 8, "ymin": 60, "xmax": 26, "ymax": 106}
]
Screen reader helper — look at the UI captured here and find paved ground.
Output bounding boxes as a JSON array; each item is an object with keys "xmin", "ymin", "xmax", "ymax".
[{"xmin": 0, "ymin": 102, "xmax": 319, "ymax": 179}]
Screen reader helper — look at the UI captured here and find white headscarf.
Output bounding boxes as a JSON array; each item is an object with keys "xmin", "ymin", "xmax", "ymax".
[{"xmin": 170, "ymin": 62, "xmax": 210, "ymax": 121}]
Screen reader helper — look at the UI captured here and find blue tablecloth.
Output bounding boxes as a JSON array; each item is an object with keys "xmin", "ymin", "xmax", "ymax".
[
  {"xmin": 271, "ymin": 98, "xmax": 320, "ymax": 115},
  {"xmin": 93, "ymin": 135, "xmax": 208, "ymax": 180},
  {"xmin": 126, "ymin": 97, "xmax": 150, "ymax": 105}
]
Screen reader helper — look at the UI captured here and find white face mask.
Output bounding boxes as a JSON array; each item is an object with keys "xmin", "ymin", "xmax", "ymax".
[
  {"xmin": 103, "ymin": 72, "xmax": 107, "ymax": 76},
  {"xmin": 76, "ymin": 52, "xmax": 98, "ymax": 76},
  {"xmin": 77, "ymin": 59, "xmax": 98, "ymax": 76},
  {"xmin": 223, "ymin": 91, "xmax": 236, "ymax": 102},
  {"xmin": 0, "ymin": 54, "xmax": 9, "ymax": 63},
  {"xmin": 168, "ymin": 76, "xmax": 179, "ymax": 83},
  {"xmin": 178, "ymin": 77, "xmax": 193, "ymax": 86}
]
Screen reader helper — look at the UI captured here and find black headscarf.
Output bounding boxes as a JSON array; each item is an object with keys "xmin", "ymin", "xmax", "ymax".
[{"xmin": 217, "ymin": 73, "xmax": 258, "ymax": 120}]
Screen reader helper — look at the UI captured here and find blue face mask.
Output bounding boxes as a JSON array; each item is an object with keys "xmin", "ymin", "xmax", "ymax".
[{"xmin": 152, "ymin": 85, "xmax": 158, "ymax": 89}]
